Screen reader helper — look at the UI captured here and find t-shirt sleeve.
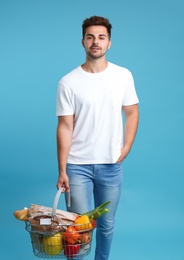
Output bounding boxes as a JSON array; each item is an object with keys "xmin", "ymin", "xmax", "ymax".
[
  {"xmin": 122, "ymin": 71, "xmax": 139, "ymax": 106},
  {"xmin": 56, "ymin": 81, "xmax": 74, "ymax": 116}
]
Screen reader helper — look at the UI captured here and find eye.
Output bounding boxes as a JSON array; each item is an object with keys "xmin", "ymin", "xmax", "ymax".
[{"xmin": 86, "ymin": 35, "xmax": 93, "ymax": 40}]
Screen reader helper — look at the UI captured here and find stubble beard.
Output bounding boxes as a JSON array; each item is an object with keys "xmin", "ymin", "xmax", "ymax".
[{"xmin": 86, "ymin": 49, "xmax": 107, "ymax": 60}]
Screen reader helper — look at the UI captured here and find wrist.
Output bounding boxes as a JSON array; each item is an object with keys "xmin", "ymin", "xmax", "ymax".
[
  {"xmin": 122, "ymin": 144, "xmax": 131, "ymax": 153},
  {"xmin": 58, "ymin": 167, "xmax": 67, "ymax": 176}
]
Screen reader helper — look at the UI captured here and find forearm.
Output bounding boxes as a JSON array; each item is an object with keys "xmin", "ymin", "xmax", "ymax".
[
  {"xmin": 56, "ymin": 116, "xmax": 74, "ymax": 191},
  {"xmin": 117, "ymin": 104, "xmax": 139, "ymax": 162},
  {"xmin": 57, "ymin": 126, "xmax": 72, "ymax": 175},
  {"xmin": 123, "ymin": 112, "xmax": 139, "ymax": 152}
]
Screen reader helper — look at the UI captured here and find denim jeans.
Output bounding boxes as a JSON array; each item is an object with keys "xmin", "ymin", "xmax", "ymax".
[{"xmin": 65, "ymin": 163, "xmax": 122, "ymax": 260}]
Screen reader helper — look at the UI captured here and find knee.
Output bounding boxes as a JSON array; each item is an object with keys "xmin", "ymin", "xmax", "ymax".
[{"xmin": 97, "ymin": 216, "xmax": 115, "ymax": 236}]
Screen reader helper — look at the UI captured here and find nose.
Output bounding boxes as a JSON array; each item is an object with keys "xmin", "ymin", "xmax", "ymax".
[
  {"xmin": 92, "ymin": 37, "xmax": 99, "ymax": 45},
  {"xmin": 93, "ymin": 38, "xmax": 98, "ymax": 45}
]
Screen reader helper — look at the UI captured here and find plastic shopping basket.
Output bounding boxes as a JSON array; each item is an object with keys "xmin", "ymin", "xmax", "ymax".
[{"xmin": 25, "ymin": 188, "xmax": 95, "ymax": 259}]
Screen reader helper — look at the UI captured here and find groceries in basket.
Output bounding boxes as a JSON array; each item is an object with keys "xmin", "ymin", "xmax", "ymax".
[{"xmin": 14, "ymin": 188, "xmax": 111, "ymax": 259}]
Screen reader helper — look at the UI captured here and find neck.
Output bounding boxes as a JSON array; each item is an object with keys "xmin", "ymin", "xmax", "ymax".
[{"xmin": 81, "ymin": 59, "xmax": 108, "ymax": 73}]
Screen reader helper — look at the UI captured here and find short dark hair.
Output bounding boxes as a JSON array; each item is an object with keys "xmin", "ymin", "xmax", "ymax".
[{"xmin": 82, "ymin": 16, "xmax": 112, "ymax": 39}]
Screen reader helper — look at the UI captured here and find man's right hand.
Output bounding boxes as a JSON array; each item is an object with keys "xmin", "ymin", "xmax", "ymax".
[{"xmin": 56, "ymin": 172, "xmax": 70, "ymax": 192}]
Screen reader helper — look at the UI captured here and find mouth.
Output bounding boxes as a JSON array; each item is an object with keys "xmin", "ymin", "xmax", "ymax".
[{"xmin": 90, "ymin": 46, "xmax": 100, "ymax": 51}]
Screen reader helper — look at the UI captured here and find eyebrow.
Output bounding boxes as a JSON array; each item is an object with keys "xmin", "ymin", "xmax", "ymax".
[{"xmin": 86, "ymin": 33, "xmax": 107, "ymax": 37}]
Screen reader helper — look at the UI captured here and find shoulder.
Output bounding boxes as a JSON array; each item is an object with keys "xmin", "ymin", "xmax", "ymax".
[
  {"xmin": 108, "ymin": 62, "xmax": 133, "ymax": 77},
  {"xmin": 58, "ymin": 66, "xmax": 81, "ymax": 85},
  {"xmin": 108, "ymin": 62, "xmax": 132, "ymax": 74}
]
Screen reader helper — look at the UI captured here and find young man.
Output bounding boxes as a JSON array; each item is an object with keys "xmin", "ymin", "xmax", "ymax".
[{"xmin": 56, "ymin": 16, "xmax": 139, "ymax": 260}]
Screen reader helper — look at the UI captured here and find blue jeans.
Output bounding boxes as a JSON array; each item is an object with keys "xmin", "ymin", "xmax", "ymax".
[{"xmin": 65, "ymin": 163, "xmax": 122, "ymax": 260}]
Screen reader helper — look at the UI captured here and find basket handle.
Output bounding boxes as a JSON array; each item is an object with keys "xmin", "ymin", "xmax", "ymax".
[{"xmin": 52, "ymin": 188, "xmax": 71, "ymax": 217}]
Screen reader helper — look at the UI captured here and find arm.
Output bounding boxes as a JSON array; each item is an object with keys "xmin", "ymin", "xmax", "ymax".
[
  {"xmin": 117, "ymin": 104, "xmax": 139, "ymax": 162},
  {"xmin": 56, "ymin": 115, "xmax": 74, "ymax": 192}
]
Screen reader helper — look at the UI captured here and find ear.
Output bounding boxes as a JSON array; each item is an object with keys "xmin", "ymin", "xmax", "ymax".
[
  {"xmin": 82, "ymin": 39, "xmax": 85, "ymax": 47},
  {"xmin": 108, "ymin": 40, "xmax": 112, "ymax": 49}
]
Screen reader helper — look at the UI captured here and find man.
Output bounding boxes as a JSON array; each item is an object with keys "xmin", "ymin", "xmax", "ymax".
[{"xmin": 56, "ymin": 16, "xmax": 139, "ymax": 260}]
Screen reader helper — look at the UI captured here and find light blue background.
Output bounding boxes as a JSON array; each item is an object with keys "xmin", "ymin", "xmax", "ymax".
[{"xmin": 0, "ymin": 0, "xmax": 184, "ymax": 259}]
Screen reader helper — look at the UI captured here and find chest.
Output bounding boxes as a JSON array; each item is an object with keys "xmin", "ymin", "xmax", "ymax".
[{"xmin": 72, "ymin": 76, "xmax": 125, "ymax": 109}]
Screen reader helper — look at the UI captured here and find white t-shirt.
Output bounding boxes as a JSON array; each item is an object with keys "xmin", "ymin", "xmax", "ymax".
[{"xmin": 56, "ymin": 62, "xmax": 139, "ymax": 164}]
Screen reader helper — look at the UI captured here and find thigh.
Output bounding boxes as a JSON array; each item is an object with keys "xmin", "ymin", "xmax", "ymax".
[
  {"xmin": 94, "ymin": 163, "xmax": 123, "ymax": 219},
  {"xmin": 66, "ymin": 164, "xmax": 94, "ymax": 214}
]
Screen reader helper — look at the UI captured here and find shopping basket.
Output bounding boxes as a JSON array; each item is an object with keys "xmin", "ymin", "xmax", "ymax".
[{"xmin": 25, "ymin": 188, "xmax": 95, "ymax": 259}]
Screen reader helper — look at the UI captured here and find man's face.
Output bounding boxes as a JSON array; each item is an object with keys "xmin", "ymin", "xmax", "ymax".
[{"xmin": 82, "ymin": 25, "xmax": 111, "ymax": 60}]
